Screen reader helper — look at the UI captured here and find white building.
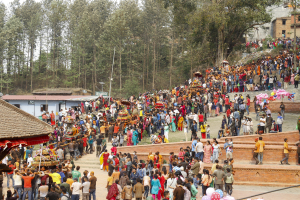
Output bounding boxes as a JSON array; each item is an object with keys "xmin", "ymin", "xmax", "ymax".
[
  {"xmin": 1, "ymin": 95, "xmax": 98, "ymax": 119},
  {"xmin": 247, "ymin": 4, "xmax": 292, "ymax": 41}
]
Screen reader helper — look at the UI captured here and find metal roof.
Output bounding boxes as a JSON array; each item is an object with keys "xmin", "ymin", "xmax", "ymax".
[{"xmin": 1, "ymin": 95, "xmax": 96, "ymax": 101}]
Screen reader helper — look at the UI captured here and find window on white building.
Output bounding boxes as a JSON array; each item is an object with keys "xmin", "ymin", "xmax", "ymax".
[
  {"xmin": 40, "ymin": 104, "xmax": 48, "ymax": 112},
  {"xmin": 13, "ymin": 104, "xmax": 20, "ymax": 108}
]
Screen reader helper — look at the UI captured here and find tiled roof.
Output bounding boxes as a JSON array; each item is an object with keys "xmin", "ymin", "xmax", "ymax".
[{"xmin": 0, "ymin": 99, "xmax": 53, "ymax": 139}]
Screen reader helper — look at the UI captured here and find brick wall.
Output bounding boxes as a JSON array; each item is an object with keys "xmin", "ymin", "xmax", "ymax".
[
  {"xmin": 249, "ymin": 101, "xmax": 300, "ymax": 113},
  {"xmin": 219, "ymin": 131, "xmax": 299, "ymax": 143},
  {"xmin": 117, "ymin": 131, "xmax": 299, "ymax": 155},
  {"xmin": 160, "ymin": 163, "xmax": 300, "ymax": 186},
  {"xmin": 133, "ymin": 144, "xmax": 298, "ymax": 165}
]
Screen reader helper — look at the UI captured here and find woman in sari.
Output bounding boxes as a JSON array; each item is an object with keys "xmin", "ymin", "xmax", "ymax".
[
  {"xmin": 102, "ymin": 150, "xmax": 110, "ymax": 172},
  {"xmin": 177, "ymin": 115, "xmax": 184, "ymax": 131},
  {"xmin": 81, "ymin": 101, "xmax": 85, "ymax": 114},
  {"xmin": 106, "ymin": 183, "xmax": 119, "ymax": 200},
  {"xmin": 50, "ymin": 111, "xmax": 55, "ymax": 125},
  {"xmin": 148, "ymin": 152, "xmax": 154, "ymax": 162},
  {"xmin": 181, "ymin": 104, "xmax": 186, "ymax": 117},
  {"xmin": 203, "ymin": 141, "xmax": 212, "ymax": 164},
  {"xmin": 171, "ymin": 116, "xmax": 176, "ymax": 132},
  {"xmin": 127, "ymin": 128, "xmax": 133, "ymax": 146},
  {"xmin": 178, "ymin": 147, "xmax": 185, "ymax": 160},
  {"xmin": 158, "ymin": 172, "xmax": 165, "ymax": 198}
]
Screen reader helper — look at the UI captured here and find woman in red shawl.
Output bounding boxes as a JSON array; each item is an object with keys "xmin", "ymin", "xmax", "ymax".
[
  {"xmin": 181, "ymin": 104, "xmax": 186, "ymax": 117},
  {"xmin": 50, "ymin": 111, "xmax": 55, "ymax": 125},
  {"xmin": 106, "ymin": 183, "xmax": 119, "ymax": 200},
  {"xmin": 103, "ymin": 150, "xmax": 110, "ymax": 172},
  {"xmin": 81, "ymin": 102, "xmax": 85, "ymax": 114},
  {"xmin": 158, "ymin": 172, "xmax": 165, "ymax": 198}
]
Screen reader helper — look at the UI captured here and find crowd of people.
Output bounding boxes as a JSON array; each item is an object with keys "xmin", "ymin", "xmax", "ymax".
[
  {"xmin": 103, "ymin": 138, "xmax": 236, "ymax": 200},
  {"xmin": 3, "ymin": 47, "xmax": 300, "ymax": 200}
]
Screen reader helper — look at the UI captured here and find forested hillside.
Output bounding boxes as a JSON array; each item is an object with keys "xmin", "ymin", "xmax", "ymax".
[{"xmin": 0, "ymin": 0, "xmax": 280, "ymax": 97}]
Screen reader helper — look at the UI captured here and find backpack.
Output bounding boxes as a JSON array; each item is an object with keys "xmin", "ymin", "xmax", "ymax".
[
  {"xmin": 62, "ymin": 194, "xmax": 71, "ymax": 200},
  {"xmin": 226, "ymin": 174, "xmax": 234, "ymax": 184},
  {"xmin": 183, "ymin": 186, "xmax": 191, "ymax": 200}
]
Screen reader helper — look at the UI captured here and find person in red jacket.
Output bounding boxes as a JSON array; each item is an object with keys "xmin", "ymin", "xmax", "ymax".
[
  {"xmin": 198, "ymin": 112, "xmax": 204, "ymax": 130},
  {"xmin": 226, "ymin": 108, "xmax": 231, "ymax": 125},
  {"xmin": 225, "ymin": 96, "xmax": 230, "ymax": 111}
]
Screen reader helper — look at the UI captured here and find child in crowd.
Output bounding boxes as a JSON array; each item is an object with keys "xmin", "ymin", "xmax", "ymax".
[
  {"xmin": 206, "ymin": 125, "xmax": 211, "ymax": 139},
  {"xmin": 225, "ymin": 168, "xmax": 234, "ymax": 196},
  {"xmin": 163, "ymin": 191, "xmax": 170, "ymax": 200},
  {"xmin": 193, "ymin": 174, "xmax": 200, "ymax": 189}
]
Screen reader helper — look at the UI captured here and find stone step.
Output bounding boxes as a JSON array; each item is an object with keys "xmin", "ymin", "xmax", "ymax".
[{"xmin": 117, "ymin": 132, "xmax": 299, "ymax": 156}]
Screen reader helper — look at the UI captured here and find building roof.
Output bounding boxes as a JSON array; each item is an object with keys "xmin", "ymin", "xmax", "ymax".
[
  {"xmin": 32, "ymin": 88, "xmax": 92, "ymax": 95},
  {"xmin": 2, "ymin": 95, "xmax": 86, "ymax": 101},
  {"xmin": 0, "ymin": 99, "xmax": 53, "ymax": 139}
]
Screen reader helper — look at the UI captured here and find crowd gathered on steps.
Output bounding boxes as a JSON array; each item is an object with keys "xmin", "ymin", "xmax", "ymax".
[{"xmin": 102, "ymin": 136, "xmax": 300, "ymax": 200}]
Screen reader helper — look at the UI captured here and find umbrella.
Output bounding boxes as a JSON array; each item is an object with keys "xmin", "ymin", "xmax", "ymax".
[
  {"xmin": 274, "ymin": 89, "xmax": 290, "ymax": 102},
  {"xmin": 121, "ymin": 100, "xmax": 131, "ymax": 106},
  {"xmin": 193, "ymin": 71, "xmax": 202, "ymax": 78},
  {"xmin": 222, "ymin": 60, "xmax": 229, "ymax": 64},
  {"xmin": 255, "ymin": 93, "xmax": 269, "ymax": 104}
]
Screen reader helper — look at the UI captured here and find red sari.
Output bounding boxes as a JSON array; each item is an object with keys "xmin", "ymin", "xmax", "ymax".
[
  {"xmin": 158, "ymin": 175, "xmax": 165, "ymax": 197},
  {"xmin": 106, "ymin": 183, "xmax": 119, "ymax": 200},
  {"xmin": 81, "ymin": 102, "xmax": 85, "ymax": 113},
  {"xmin": 50, "ymin": 113, "xmax": 55, "ymax": 125},
  {"xmin": 103, "ymin": 153, "xmax": 109, "ymax": 167}
]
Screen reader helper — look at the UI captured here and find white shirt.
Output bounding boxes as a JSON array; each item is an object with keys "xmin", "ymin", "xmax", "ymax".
[
  {"xmin": 212, "ymin": 144, "xmax": 220, "ymax": 152},
  {"xmin": 260, "ymin": 118, "xmax": 266, "ymax": 126},
  {"xmin": 27, "ymin": 157, "xmax": 34, "ymax": 167},
  {"xmin": 71, "ymin": 182, "xmax": 82, "ymax": 195},
  {"xmin": 195, "ymin": 142, "xmax": 204, "ymax": 153},
  {"xmin": 13, "ymin": 174, "xmax": 23, "ymax": 186},
  {"xmin": 82, "ymin": 181, "xmax": 90, "ymax": 193},
  {"xmin": 143, "ymin": 176, "xmax": 150, "ymax": 186},
  {"xmin": 38, "ymin": 185, "xmax": 49, "ymax": 197}
]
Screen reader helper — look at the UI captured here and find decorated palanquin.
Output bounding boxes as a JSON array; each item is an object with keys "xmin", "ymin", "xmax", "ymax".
[
  {"xmin": 117, "ymin": 109, "xmax": 130, "ymax": 121},
  {"xmin": 65, "ymin": 117, "xmax": 79, "ymax": 140},
  {"xmin": 189, "ymin": 78, "xmax": 205, "ymax": 95},
  {"xmin": 31, "ymin": 149, "xmax": 59, "ymax": 167},
  {"xmin": 190, "ymin": 79, "xmax": 202, "ymax": 88},
  {"xmin": 155, "ymin": 101, "xmax": 167, "ymax": 109}
]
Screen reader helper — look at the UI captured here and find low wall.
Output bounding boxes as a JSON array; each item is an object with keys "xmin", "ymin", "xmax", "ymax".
[
  {"xmin": 117, "ymin": 131, "xmax": 299, "ymax": 155},
  {"xmin": 134, "ymin": 144, "xmax": 298, "ymax": 165},
  {"xmin": 219, "ymin": 131, "xmax": 299, "ymax": 143},
  {"xmin": 161, "ymin": 163, "xmax": 300, "ymax": 187},
  {"xmin": 249, "ymin": 101, "xmax": 300, "ymax": 113}
]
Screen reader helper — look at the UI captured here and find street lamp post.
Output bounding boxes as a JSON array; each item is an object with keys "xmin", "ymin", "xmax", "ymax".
[{"xmin": 109, "ymin": 48, "xmax": 116, "ymax": 104}]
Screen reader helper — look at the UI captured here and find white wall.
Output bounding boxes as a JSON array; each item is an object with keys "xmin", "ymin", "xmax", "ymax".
[{"xmin": 6, "ymin": 100, "xmax": 81, "ymax": 119}]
